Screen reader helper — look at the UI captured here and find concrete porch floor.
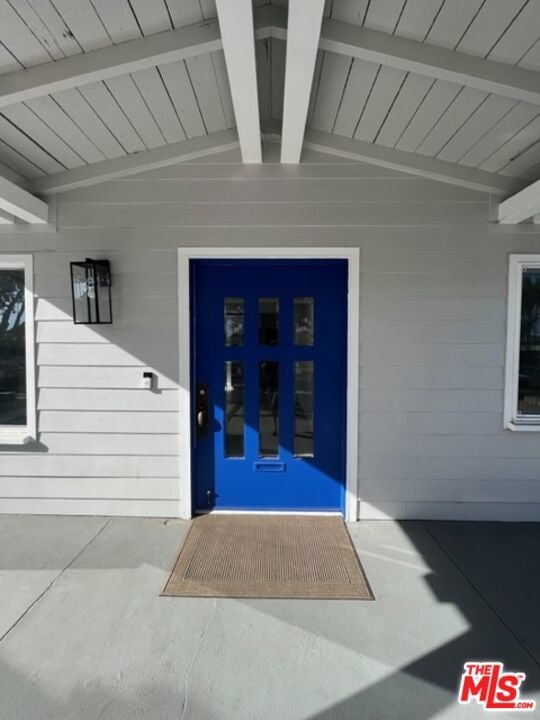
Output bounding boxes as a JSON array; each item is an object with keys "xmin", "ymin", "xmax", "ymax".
[{"xmin": 0, "ymin": 517, "xmax": 538, "ymax": 720}]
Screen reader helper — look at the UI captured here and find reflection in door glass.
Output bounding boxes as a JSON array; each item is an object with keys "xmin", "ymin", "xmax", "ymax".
[
  {"xmin": 259, "ymin": 361, "xmax": 279, "ymax": 456},
  {"xmin": 294, "ymin": 297, "xmax": 314, "ymax": 346},
  {"xmin": 259, "ymin": 298, "xmax": 279, "ymax": 345},
  {"xmin": 224, "ymin": 298, "xmax": 244, "ymax": 346},
  {"xmin": 294, "ymin": 361, "xmax": 314, "ymax": 457},
  {"xmin": 224, "ymin": 361, "xmax": 244, "ymax": 457}
]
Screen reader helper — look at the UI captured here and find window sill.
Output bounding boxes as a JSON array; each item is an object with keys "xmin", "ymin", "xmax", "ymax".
[
  {"xmin": 0, "ymin": 429, "xmax": 34, "ymax": 446},
  {"xmin": 506, "ymin": 421, "xmax": 540, "ymax": 432}
]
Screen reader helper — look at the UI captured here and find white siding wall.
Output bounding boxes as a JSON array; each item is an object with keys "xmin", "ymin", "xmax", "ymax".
[{"xmin": 1, "ymin": 151, "xmax": 540, "ymax": 520}]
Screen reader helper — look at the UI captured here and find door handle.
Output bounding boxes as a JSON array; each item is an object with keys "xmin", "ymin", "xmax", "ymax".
[
  {"xmin": 196, "ymin": 383, "xmax": 209, "ymax": 436},
  {"xmin": 197, "ymin": 410, "xmax": 206, "ymax": 430}
]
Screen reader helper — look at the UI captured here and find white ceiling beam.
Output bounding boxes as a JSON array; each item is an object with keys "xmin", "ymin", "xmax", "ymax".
[
  {"xmin": 281, "ymin": 0, "xmax": 326, "ymax": 163},
  {"xmin": 215, "ymin": 0, "xmax": 261, "ymax": 163},
  {"xmin": 0, "ymin": 209, "xmax": 15, "ymax": 224},
  {"xmin": 258, "ymin": 8, "xmax": 540, "ymax": 106},
  {"xmin": 0, "ymin": 4, "xmax": 536, "ymax": 113},
  {"xmin": 303, "ymin": 128, "xmax": 523, "ymax": 196},
  {"xmin": 497, "ymin": 179, "xmax": 540, "ymax": 224},
  {"xmin": 0, "ymin": 20, "xmax": 222, "ymax": 109},
  {"xmin": 319, "ymin": 18, "xmax": 540, "ymax": 106},
  {"xmin": 27, "ymin": 130, "xmax": 239, "ymax": 195},
  {"xmin": 0, "ymin": 175, "xmax": 48, "ymax": 223}
]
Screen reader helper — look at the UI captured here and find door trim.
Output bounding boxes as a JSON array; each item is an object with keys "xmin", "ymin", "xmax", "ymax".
[{"xmin": 178, "ymin": 247, "xmax": 360, "ymax": 522}]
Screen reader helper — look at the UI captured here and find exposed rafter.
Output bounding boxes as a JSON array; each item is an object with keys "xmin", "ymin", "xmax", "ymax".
[
  {"xmin": 0, "ymin": 20, "xmax": 222, "ymax": 109},
  {"xmin": 302, "ymin": 128, "xmax": 524, "ymax": 196},
  {"xmin": 27, "ymin": 130, "xmax": 239, "ymax": 195},
  {"xmin": 256, "ymin": 7, "xmax": 540, "ymax": 107},
  {"xmin": 0, "ymin": 4, "xmax": 535, "ymax": 115},
  {"xmin": 497, "ymin": 179, "xmax": 540, "ymax": 224},
  {"xmin": 215, "ymin": 0, "xmax": 261, "ymax": 163},
  {"xmin": 319, "ymin": 18, "xmax": 540, "ymax": 107},
  {"xmin": 281, "ymin": 0, "xmax": 326, "ymax": 163},
  {"xmin": 0, "ymin": 175, "xmax": 48, "ymax": 223}
]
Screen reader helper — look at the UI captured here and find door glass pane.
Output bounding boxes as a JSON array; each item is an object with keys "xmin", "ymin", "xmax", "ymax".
[
  {"xmin": 259, "ymin": 361, "xmax": 279, "ymax": 456},
  {"xmin": 518, "ymin": 269, "xmax": 540, "ymax": 414},
  {"xmin": 294, "ymin": 297, "xmax": 314, "ymax": 346},
  {"xmin": 224, "ymin": 361, "xmax": 244, "ymax": 457},
  {"xmin": 294, "ymin": 361, "xmax": 314, "ymax": 457},
  {"xmin": 259, "ymin": 298, "xmax": 279, "ymax": 345},
  {"xmin": 224, "ymin": 298, "xmax": 244, "ymax": 346},
  {"xmin": 0, "ymin": 269, "xmax": 26, "ymax": 426}
]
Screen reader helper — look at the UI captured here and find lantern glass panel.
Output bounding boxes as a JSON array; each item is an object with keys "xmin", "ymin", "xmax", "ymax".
[
  {"xmin": 70, "ymin": 259, "xmax": 112, "ymax": 324},
  {"xmin": 96, "ymin": 263, "xmax": 111, "ymax": 323},
  {"xmin": 71, "ymin": 263, "xmax": 92, "ymax": 324}
]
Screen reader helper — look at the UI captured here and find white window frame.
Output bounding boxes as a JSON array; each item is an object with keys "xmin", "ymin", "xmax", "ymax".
[
  {"xmin": 0, "ymin": 254, "xmax": 36, "ymax": 445},
  {"xmin": 505, "ymin": 254, "xmax": 540, "ymax": 431}
]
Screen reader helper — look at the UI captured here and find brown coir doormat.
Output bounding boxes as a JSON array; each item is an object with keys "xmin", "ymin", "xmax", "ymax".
[{"xmin": 162, "ymin": 514, "xmax": 374, "ymax": 600}]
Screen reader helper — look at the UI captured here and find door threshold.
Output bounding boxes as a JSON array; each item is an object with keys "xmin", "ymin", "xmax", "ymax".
[{"xmin": 195, "ymin": 509, "xmax": 343, "ymax": 517}]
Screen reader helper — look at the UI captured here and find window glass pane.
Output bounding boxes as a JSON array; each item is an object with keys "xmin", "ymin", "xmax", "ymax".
[
  {"xmin": 294, "ymin": 297, "xmax": 314, "ymax": 346},
  {"xmin": 518, "ymin": 269, "xmax": 540, "ymax": 415},
  {"xmin": 259, "ymin": 298, "xmax": 279, "ymax": 345},
  {"xmin": 294, "ymin": 361, "xmax": 314, "ymax": 457},
  {"xmin": 224, "ymin": 298, "xmax": 244, "ymax": 346},
  {"xmin": 0, "ymin": 269, "xmax": 26, "ymax": 426},
  {"xmin": 259, "ymin": 361, "xmax": 279, "ymax": 456},
  {"xmin": 224, "ymin": 361, "xmax": 244, "ymax": 457}
]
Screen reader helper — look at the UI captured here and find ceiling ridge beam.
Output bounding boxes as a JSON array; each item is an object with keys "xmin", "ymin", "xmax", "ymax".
[
  {"xmin": 302, "ymin": 128, "xmax": 525, "ymax": 196},
  {"xmin": 497, "ymin": 179, "xmax": 540, "ymax": 224},
  {"xmin": 281, "ymin": 0, "xmax": 326, "ymax": 163},
  {"xmin": 0, "ymin": 174, "xmax": 48, "ymax": 223},
  {"xmin": 215, "ymin": 0, "xmax": 261, "ymax": 163},
  {"xmin": 0, "ymin": 20, "xmax": 223, "ymax": 109},
  {"xmin": 319, "ymin": 18, "xmax": 540, "ymax": 106},
  {"xmin": 26, "ymin": 129, "xmax": 239, "ymax": 195}
]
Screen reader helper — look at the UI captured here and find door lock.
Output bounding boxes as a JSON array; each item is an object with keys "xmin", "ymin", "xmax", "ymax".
[{"xmin": 196, "ymin": 383, "xmax": 209, "ymax": 436}]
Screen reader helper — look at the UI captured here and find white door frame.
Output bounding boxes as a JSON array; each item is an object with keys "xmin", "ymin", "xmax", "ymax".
[{"xmin": 177, "ymin": 247, "xmax": 360, "ymax": 522}]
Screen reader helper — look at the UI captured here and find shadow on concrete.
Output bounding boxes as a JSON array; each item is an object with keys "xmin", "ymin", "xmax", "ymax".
[
  {"xmin": 302, "ymin": 521, "xmax": 540, "ymax": 720},
  {"xmin": 1, "ymin": 518, "xmax": 539, "ymax": 719}
]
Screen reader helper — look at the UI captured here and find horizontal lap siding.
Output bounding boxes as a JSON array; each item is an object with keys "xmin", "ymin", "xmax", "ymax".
[{"xmin": 1, "ymin": 160, "xmax": 540, "ymax": 519}]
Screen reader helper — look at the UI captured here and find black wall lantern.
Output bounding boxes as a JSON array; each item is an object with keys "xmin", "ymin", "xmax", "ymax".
[{"xmin": 70, "ymin": 258, "xmax": 112, "ymax": 324}]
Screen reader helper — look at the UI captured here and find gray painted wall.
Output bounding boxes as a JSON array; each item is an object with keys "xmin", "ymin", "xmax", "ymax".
[{"xmin": 1, "ymin": 150, "xmax": 539, "ymax": 520}]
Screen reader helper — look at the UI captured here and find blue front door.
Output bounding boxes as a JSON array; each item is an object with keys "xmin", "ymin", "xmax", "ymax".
[{"xmin": 192, "ymin": 260, "xmax": 347, "ymax": 513}]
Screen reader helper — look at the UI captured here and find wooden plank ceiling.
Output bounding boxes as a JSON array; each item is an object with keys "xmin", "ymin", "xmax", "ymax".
[{"xmin": 0, "ymin": 0, "xmax": 538, "ymax": 186}]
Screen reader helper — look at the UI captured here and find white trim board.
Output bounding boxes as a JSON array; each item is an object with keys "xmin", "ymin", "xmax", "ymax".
[
  {"xmin": 28, "ymin": 130, "xmax": 239, "ymax": 195},
  {"xmin": 177, "ymin": 247, "xmax": 360, "ymax": 522},
  {"xmin": 319, "ymin": 18, "xmax": 540, "ymax": 107},
  {"xmin": 0, "ymin": 175, "xmax": 48, "ymax": 224},
  {"xmin": 497, "ymin": 180, "xmax": 540, "ymax": 224},
  {"xmin": 0, "ymin": 20, "xmax": 223, "ymax": 109},
  {"xmin": 303, "ymin": 128, "xmax": 523, "ymax": 196}
]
